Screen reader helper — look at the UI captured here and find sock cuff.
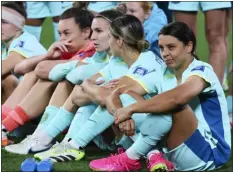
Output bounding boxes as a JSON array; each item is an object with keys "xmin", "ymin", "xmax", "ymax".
[
  {"xmin": 60, "ymin": 107, "xmax": 74, "ymax": 119},
  {"xmin": 2, "ymin": 116, "xmax": 19, "ymax": 132},
  {"xmin": 45, "ymin": 105, "xmax": 59, "ymax": 112},
  {"xmin": 2, "ymin": 104, "xmax": 12, "ymax": 120},
  {"xmin": 14, "ymin": 106, "xmax": 30, "ymax": 123}
]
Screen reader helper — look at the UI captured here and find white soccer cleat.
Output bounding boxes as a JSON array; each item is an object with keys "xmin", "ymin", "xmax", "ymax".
[
  {"xmin": 5, "ymin": 135, "xmax": 52, "ymax": 155},
  {"xmin": 34, "ymin": 141, "xmax": 85, "ymax": 162}
]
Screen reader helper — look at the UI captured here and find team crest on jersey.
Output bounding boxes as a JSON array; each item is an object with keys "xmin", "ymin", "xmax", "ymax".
[
  {"xmin": 191, "ymin": 66, "xmax": 205, "ymax": 72},
  {"xmin": 14, "ymin": 41, "xmax": 25, "ymax": 48},
  {"xmin": 133, "ymin": 67, "xmax": 148, "ymax": 76}
]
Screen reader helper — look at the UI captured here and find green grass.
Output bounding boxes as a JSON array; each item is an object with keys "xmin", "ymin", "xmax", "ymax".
[{"xmin": 2, "ymin": 12, "xmax": 232, "ymax": 171}]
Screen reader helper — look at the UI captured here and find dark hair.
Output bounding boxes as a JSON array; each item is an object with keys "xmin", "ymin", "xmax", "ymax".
[
  {"xmin": 72, "ymin": 2, "xmax": 89, "ymax": 9},
  {"xmin": 60, "ymin": 8, "xmax": 94, "ymax": 38},
  {"xmin": 110, "ymin": 15, "xmax": 149, "ymax": 52},
  {"xmin": 2, "ymin": 2, "xmax": 27, "ymax": 19},
  {"xmin": 159, "ymin": 22, "xmax": 199, "ymax": 59},
  {"xmin": 95, "ymin": 9, "xmax": 123, "ymax": 23}
]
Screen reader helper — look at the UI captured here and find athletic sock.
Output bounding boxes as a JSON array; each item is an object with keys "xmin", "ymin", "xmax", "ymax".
[
  {"xmin": 44, "ymin": 107, "xmax": 74, "ymax": 138},
  {"xmin": 24, "ymin": 25, "xmax": 42, "ymax": 41},
  {"xmin": 2, "ymin": 106, "xmax": 30, "ymax": 132},
  {"xmin": 2, "ymin": 104, "xmax": 13, "ymax": 121},
  {"xmin": 126, "ymin": 147, "xmax": 141, "ymax": 160},
  {"xmin": 33, "ymin": 105, "xmax": 59, "ymax": 135},
  {"xmin": 69, "ymin": 139, "xmax": 81, "ymax": 150},
  {"xmin": 52, "ymin": 22, "xmax": 59, "ymax": 41}
]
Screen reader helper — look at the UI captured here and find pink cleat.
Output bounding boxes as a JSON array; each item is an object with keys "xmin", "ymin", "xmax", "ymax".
[
  {"xmin": 89, "ymin": 148, "xmax": 141, "ymax": 171},
  {"xmin": 147, "ymin": 152, "xmax": 175, "ymax": 172}
]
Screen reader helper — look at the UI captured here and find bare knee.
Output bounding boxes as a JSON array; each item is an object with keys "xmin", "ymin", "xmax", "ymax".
[
  {"xmin": 71, "ymin": 86, "xmax": 84, "ymax": 106},
  {"xmin": 35, "ymin": 61, "xmax": 50, "ymax": 79},
  {"xmin": 206, "ymin": 29, "xmax": 225, "ymax": 52}
]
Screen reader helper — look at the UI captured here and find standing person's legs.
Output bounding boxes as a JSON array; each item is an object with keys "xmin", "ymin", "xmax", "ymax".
[
  {"xmin": 168, "ymin": 2, "xmax": 198, "ymax": 35},
  {"xmin": 204, "ymin": 9, "xmax": 228, "ymax": 83},
  {"xmin": 24, "ymin": 2, "xmax": 48, "ymax": 41},
  {"xmin": 172, "ymin": 11, "xmax": 197, "ymax": 35}
]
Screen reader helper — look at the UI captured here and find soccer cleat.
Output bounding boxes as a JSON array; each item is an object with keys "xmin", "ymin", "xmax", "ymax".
[
  {"xmin": 5, "ymin": 135, "xmax": 52, "ymax": 154},
  {"xmin": 147, "ymin": 152, "xmax": 175, "ymax": 172},
  {"xmin": 34, "ymin": 141, "xmax": 85, "ymax": 162},
  {"xmin": 89, "ymin": 148, "xmax": 142, "ymax": 171}
]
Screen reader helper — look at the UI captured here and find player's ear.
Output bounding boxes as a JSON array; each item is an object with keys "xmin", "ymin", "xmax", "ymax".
[{"xmin": 117, "ymin": 37, "xmax": 124, "ymax": 48}]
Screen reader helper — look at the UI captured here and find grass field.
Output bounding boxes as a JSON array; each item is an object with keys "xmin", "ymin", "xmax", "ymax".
[{"xmin": 2, "ymin": 12, "xmax": 233, "ymax": 172}]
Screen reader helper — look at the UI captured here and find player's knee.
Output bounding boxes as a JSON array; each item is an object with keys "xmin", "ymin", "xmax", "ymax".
[
  {"xmin": 206, "ymin": 29, "xmax": 224, "ymax": 46},
  {"xmin": 2, "ymin": 75, "xmax": 19, "ymax": 90},
  {"xmin": 35, "ymin": 61, "xmax": 48, "ymax": 79},
  {"xmin": 71, "ymin": 86, "xmax": 83, "ymax": 105}
]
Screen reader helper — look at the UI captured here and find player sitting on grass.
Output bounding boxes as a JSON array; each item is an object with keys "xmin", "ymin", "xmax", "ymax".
[{"xmin": 90, "ymin": 22, "xmax": 231, "ymax": 171}]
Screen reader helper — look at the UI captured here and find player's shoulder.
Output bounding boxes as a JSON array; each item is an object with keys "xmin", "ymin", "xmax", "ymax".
[{"xmin": 188, "ymin": 59, "xmax": 213, "ymax": 73}]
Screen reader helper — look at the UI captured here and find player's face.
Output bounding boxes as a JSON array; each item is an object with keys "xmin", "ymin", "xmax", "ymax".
[
  {"xmin": 1, "ymin": 19, "xmax": 18, "ymax": 42},
  {"xmin": 58, "ymin": 18, "xmax": 90, "ymax": 52},
  {"xmin": 126, "ymin": 2, "xmax": 149, "ymax": 23},
  {"xmin": 91, "ymin": 18, "xmax": 110, "ymax": 52},
  {"xmin": 159, "ymin": 35, "xmax": 192, "ymax": 70}
]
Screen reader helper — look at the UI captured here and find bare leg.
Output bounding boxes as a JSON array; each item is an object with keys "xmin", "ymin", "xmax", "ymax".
[
  {"xmin": 166, "ymin": 106, "xmax": 198, "ymax": 149},
  {"xmin": 49, "ymin": 80, "xmax": 74, "ymax": 108},
  {"xmin": 173, "ymin": 11, "xmax": 198, "ymax": 35},
  {"xmin": 4, "ymin": 71, "xmax": 38, "ymax": 108},
  {"xmin": 2, "ymin": 75, "xmax": 19, "ymax": 104},
  {"xmin": 205, "ymin": 9, "xmax": 227, "ymax": 83},
  {"xmin": 19, "ymin": 79, "xmax": 57, "ymax": 119}
]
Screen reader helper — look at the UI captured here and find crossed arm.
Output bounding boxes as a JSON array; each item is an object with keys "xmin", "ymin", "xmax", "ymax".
[{"xmin": 114, "ymin": 75, "xmax": 208, "ymax": 124}]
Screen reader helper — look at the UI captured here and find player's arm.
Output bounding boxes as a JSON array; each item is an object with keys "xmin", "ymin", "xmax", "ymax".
[
  {"xmin": 2, "ymin": 52, "xmax": 25, "ymax": 77},
  {"xmin": 72, "ymin": 73, "xmax": 104, "ymax": 106},
  {"xmin": 115, "ymin": 76, "xmax": 208, "ymax": 124},
  {"xmin": 14, "ymin": 53, "xmax": 49, "ymax": 74},
  {"xmin": 105, "ymin": 76, "xmax": 147, "ymax": 114}
]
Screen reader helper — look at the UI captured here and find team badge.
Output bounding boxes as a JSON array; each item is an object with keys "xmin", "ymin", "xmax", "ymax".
[
  {"xmin": 191, "ymin": 66, "xmax": 205, "ymax": 72},
  {"xmin": 133, "ymin": 67, "xmax": 148, "ymax": 76}
]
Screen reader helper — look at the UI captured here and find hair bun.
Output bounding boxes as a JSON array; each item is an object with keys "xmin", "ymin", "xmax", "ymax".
[{"xmin": 137, "ymin": 40, "xmax": 149, "ymax": 52}]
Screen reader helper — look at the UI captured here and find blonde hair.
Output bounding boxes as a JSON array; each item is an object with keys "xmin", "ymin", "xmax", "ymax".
[{"xmin": 110, "ymin": 15, "xmax": 149, "ymax": 52}]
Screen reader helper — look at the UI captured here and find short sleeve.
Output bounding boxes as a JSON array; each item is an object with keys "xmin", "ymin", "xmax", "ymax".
[
  {"xmin": 186, "ymin": 65, "xmax": 217, "ymax": 93},
  {"xmin": 126, "ymin": 69, "xmax": 162, "ymax": 94},
  {"xmin": 9, "ymin": 34, "xmax": 46, "ymax": 58}
]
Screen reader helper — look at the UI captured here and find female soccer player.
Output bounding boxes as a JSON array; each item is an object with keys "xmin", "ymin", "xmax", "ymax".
[
  {"xmin": 1, "ymin": 2, "xmax": 46, "ymax": 103},
  {"xmin": 90, "ymin": 22, "xmax": 231, "ymax": 171},
  {"xmin": 2, "ymin": 7, "xmax": 95, "ymax": 146},
  {"xmin": 32, "ymin": 15, "xmax": 165, "ymax": 163},
  {"xmin": 4, "ymin": 9, "xmax": 123, "ymax": 154}
]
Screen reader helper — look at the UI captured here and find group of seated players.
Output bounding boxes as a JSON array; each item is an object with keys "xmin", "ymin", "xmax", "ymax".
[{"xmin": 2, "ymin": 2, "xmax": 232, "ymax": 171}]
